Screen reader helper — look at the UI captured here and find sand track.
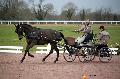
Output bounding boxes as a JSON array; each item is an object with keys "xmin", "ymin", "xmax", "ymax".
[{"xmin": 0, "ymin": 53, "xmax": 120, "ymax": 79}]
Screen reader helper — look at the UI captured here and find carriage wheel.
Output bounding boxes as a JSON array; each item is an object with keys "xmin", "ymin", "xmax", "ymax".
[
  {"xmin": 88, "ymin": 47, "xmax": 96, "ymax": 61},
  {"xmin": 78, "ymin": 47, "xmax": 94, "ymax": 62},
  {"xmin": 99, "ymin": 47, "xmax": 112, "ymax": 63},
  {"xmin": 90, "ymin": 55, "xmax": 96, "ymax": 61},
  {"xmin": 63, "ymin": 46, "xmax": 76, "ymax": 62}
]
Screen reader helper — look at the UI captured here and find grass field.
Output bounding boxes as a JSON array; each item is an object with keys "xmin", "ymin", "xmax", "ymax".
[{"xmin": 0, "ymin": 24, "xmax": 120, "ymax": 51}]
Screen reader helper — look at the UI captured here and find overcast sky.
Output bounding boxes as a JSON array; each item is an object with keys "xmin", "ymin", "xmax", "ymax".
[{"xmin": 30, "ymin": 0, "xmax": 120, "ymax": 14}]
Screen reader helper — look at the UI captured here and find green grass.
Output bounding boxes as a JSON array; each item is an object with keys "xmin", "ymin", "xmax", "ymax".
[{"xmin": 0, "ymin": 24, "xmax": 120, "ymax": 51}]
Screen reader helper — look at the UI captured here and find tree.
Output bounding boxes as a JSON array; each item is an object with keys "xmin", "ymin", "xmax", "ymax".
[
  {"xmin": 31, "ymin": 0, "xmax": 54, "ymax": 20},
  {"xmin": 0, "ymin": 0, "xmax": 18, "ymax": 20},
  {"xmin": 113, "ymin": 14, "xmax": 118, "ymax": 21},
  {"xmin": 103, "ymin": 8, "xmax": 112, "ymax": 21},
  {"xmin": 93, "ymin": 8, "xmax": 103, "ymax": 21},
  {"xmin": 61, "ymin": 2, "xmax": 77, "ymax": 20},
  {"xmin": 79, "ymin": 9, "xmax": 86, "ymax": 20},
  {"xmin": 0, "ymin": 0, "xmax": 33, "ymax": 20}
]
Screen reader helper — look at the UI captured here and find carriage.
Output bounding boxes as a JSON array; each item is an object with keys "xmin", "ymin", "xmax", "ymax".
[
  {"xmin": 63, "ymin": 32, "xmax": 112, "ymax": 63},
  {"xmin": 14, "ymin": 24, "xmax": 112, "ymax": 63}
]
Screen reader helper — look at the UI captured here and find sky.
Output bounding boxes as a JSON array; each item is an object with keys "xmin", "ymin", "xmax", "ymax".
[{"xmin": 29, "ymin": 0, "xmax": 120, "ymax": 14}]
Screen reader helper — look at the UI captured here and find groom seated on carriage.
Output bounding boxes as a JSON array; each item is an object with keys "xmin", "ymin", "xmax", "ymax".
[
  {"xmin": 75, "ymin": 19, "xmax": 93, "ymax": 45},
  {"xmin": 96, "ymin": 25, "xmax": 110, "ymax": 50}
]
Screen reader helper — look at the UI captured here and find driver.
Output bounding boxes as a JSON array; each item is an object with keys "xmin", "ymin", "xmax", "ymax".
[{"xmin": 75, "ymin": 19, "xmax": 92, "ymax": 45}]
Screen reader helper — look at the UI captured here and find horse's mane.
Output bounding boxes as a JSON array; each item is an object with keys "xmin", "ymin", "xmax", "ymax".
[
  {"xmin": 20, "ymin": 24, "xmax": 33, "ymax": 31},
  {"xmin": 21, "ymin": 24, "xmax": 32, "ymax": 28}
]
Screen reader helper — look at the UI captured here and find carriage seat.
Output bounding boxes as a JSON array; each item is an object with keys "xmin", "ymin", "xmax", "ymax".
[
  {"xmin": 65, "ymin": 36, "xmax": 93, "ymax": 46},
  {"xmin": 82, "ymin": 32, "xmax": 94, "ymax": 44}
]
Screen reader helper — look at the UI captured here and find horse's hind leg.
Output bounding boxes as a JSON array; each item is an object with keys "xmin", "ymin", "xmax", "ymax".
[
  {"xmin": 42, "ymin": 44, "xmax": 59, "ymax": 63},
  {"xmin": 42, "ymin": 47, "xmax": 53, "ymax": 62},
  {"xmin": 54, "ymin": 45, "xmax": 59, "ymax": 63}
]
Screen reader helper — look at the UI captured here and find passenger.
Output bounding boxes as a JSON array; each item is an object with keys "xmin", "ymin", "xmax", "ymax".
[{"xmin": 96, "ymin": 25, "xmax": 110, "ymax": 51}]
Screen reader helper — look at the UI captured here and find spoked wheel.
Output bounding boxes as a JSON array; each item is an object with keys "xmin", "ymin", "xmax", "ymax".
[
  {"xmin": 78, "ymin": 47, "xmax": 94, "ymax": 62},
  {"xmin": 63, "ymin": 46, "xmax": 76, "ymax": 62},
  {"xmin": 99, "ymin": 47, "xmax": 112, "ymax": 63},
  {"xmin": 88, "ymin": 47, "xmax": 96, "ymax": 61}
]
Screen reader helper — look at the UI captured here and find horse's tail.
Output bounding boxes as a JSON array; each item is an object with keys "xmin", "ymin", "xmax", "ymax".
[
  {"xmin": 60, "ymin": 32, "xmax": 64, "ymax": 39},
  {"xmin": 60, "ymin": 32, "xmax": 67, "ymax": 44}
]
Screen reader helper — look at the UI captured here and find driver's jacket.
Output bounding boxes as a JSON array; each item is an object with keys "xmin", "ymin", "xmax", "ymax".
[
  {"xmin": 79, "ymin": 25, "xmax": 92, "ymax": 36},
  {"xmin": 76, "ymin": 25, "xmax": 92, "ymax": 43}
]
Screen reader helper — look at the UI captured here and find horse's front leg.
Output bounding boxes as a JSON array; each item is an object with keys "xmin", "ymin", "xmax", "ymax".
[
  {"xmin": 20, "ymin": 42, "xmax": 35, "ymax": 63},
  {"xmin": 27, "ymin": 42, "xmax": 35, "ymax": 57},
  {"xmin": 20, "ymin": 50, "xmax": 28, "ymax": 63}
]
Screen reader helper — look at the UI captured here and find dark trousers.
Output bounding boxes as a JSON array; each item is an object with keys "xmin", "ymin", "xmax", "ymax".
[
  {"xmin": 95, "ymin": 44, "xmax": 108, "ymax": 50},
  {"xmin": 94, "ymin": 44, "xmax": 108, "ymax": 55},
  {"xmin": 83, "ymin": 33, "xmax": 93, "ymax": 43}
]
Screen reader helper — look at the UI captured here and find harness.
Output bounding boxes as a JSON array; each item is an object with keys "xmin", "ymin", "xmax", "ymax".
[
  {"xmin": 26, "ymin": 30, "xmax": 49, "ymax": 41},
  {"xmin": 24, "ymin": 27, "xmax": 62, "ymax": 43},
  {"xmin": 26, "ymin": 31, "xmax": 40, "ymax": 40}
]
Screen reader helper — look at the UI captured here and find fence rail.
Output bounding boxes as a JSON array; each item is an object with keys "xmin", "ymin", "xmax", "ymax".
[
  {"xmin": 0, "ymin": 20, "xmax": 120, "ymax": 25},
  {"xmin": 0, "ymin": 46, "xmax": 23, "ymax": 53},
  {"xmin": 0, "ymin": 45, "xmax": 118, "ymax": 55}
]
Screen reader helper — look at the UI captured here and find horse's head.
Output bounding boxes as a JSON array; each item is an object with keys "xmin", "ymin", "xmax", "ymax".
[{"xmin": 14, "ymin": 24, "xmax": 24, "ymax": 40}]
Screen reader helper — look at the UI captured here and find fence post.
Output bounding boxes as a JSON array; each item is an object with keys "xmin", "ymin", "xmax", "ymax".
[
  {"xmin": 47, "ymin": 43, "xmax": 51, "ymax": 53},
  {"xmin": 64, "ymin": 22, "xmax": 67, "ymax": 24},
  {"xmin": 27, "ymin": 21, "xmax": 29, "ymax": 24},
  {"xmin": 55, "ymin": 22, "xmax": 57, "ymax": 24},
  {"xmin": 0, "ymin": 21, "xmax": 2, "ymax": 24},
  {"xmin": 92, "ymin": 22, "xmax": 93, "ymax": 24}
]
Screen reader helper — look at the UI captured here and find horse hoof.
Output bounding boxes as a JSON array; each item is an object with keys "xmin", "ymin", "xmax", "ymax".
[
  {"xmin": 54, "ymin": 61, "xmax": 56, "ymax": 63},
  {"xmin": 54, "ymin": 59, "xmax": 58, "ymax": 63},
  {"xmin": 28, "ymin": 54, "xmax": 34, "ymax": 58},
  {"xmin": 54, "ymin": 60, "xmax": 57, "ymax": 63},
  {"xmin": 42, "ymin": 58, "xmax": 45, "ymax": 62},
  {"xmin": 20, "ymin": 60, "xmax": 23, "ymax": 63},
  {"xmin": 31, "ymin": 55, "xmax": 34, "ymax": 58}
]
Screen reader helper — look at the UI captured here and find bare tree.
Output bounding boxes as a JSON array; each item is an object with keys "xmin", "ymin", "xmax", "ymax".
[
  {"xmin": 93, "ymin": 8, "xmax": 103, "ymax": 20},
  {"xmin": 61, "ymin": 2, "xmax": 77, "ymax": 20},
  {"xmin": 90, "ymin": 8, "xmax": 112, "ymax": 21},
  {"xmin": 0, "ymin": 0, "xmax": 33, "ymax": 20},
  {"xmin": 0, "ymin": 0, "xmax": 18, "ymax": 20},
  {"xmin": 31, "ymin": 0, "xmax": 54, "ymax": 20},
  {"xmin": 79, "ymin": 9, "xmax": 86, "ymax": 20},
  {"xmin": 113, "ymin": 14, "xmax": 118, "ymax": 21},
  {"xmin": 17, "ymin": 0, "xmax": 34, "ymax": 20},
  {"xmin": 102, "ymin": 8, "xmax": 112, "ymax": 21}
]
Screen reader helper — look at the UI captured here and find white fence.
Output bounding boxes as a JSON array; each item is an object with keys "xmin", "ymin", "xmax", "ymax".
[
  {"xmin": 36, "ymin": 43, "xmax": 64, "ymax": 54},
  {"xmin": 109, "ymin": 48, "xmax": 118, "ymax": 55},
  {"xmin": 0, "ymin": 20, "xmax": 120, "ymax": 25},
  {"xmin": 0, "ymin": 46, "xmax": 23, "ymax": 53},
  {"xmin": 0, "ymin": 45, "xmax": 119, "ymax": 55}
]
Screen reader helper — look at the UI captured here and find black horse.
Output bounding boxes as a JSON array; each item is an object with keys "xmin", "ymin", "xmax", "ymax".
[{"xmin": 14, "ymin": 24, "xmax": 65, "ymax": 63}]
